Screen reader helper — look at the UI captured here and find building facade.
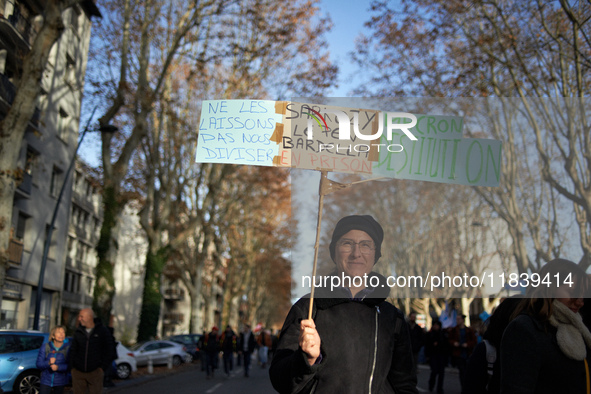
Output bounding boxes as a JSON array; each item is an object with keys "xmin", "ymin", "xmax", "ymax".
[
  {"xmin": 60, "ymin": 160, "xmax": 102, "ymax": 331},
  {"xmin": 1, "ymin": 0, "xmax": 100, "ymax": 330}
]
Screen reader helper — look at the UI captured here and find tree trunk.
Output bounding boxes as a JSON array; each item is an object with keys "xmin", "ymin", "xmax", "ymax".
[
  {"xmin": 93, "ymin": 186, "xmax": 121, "ymax": 324},
  {"xmin": 137, "ymin": 247, "xmax": 167, "ymax": 342}
]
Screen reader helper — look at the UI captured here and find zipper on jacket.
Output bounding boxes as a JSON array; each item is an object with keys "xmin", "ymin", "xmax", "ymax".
[
  {"xmin": 84, "ymin": 330, "xmax": 90, "ymax": 371},
  {"xmin": 369, "ymin": 305, "xmax": 380, "ymax": 394}
]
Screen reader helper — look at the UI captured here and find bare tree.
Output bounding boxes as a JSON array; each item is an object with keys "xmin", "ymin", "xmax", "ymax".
[
  {"xmin": 354, "ymin": 0, "xmax": 590, "ymax": 271},
  {"xmin": 86, "ymin": 0, "xmax": 226, "ymax": 323}
]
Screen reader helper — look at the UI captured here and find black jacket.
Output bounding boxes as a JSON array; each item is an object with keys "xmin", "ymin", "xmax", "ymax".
[
  {"xmin": 424, "ymin": 329, "xmax": 450, "ymax": 358},
  {"xmin": 70, "ymin": 318, "xmax": 115, "ymax": 373},
  {"xmin": 239, "ymin": 331, "xmax": 257, "ymax": 353},
  {"xmin": 501, "ymin": 314, "xmax": 590, "ymax": 393},
  {"xmin": 269, "ymin": 272, "xmax": 418, "ymax": 394}
]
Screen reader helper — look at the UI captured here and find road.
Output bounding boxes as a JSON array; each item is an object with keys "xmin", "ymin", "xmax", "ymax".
[
  {"xmin": 108, "ymin": 361, "xmax": 275, "ymax": 394},
  {"xmin": 106, "ymin": 360, "xmax": 462, "ymax": 394},
  {"xmin": 416, "ymin": 364, "xmax": 462, "ymax": 394}
]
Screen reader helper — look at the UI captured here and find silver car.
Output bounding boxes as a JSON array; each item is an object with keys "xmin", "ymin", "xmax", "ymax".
[
  {"xmin": 114, "ymin": 342, "xmax": 138, "ymax": 379},
  {"xmin": 130, "ymin": 340, "xmax": 191, "ymax": 367}
]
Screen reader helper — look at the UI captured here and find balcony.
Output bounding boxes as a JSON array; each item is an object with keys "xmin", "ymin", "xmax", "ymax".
[
  {"xmin": 0, "ymin": 71, "xmax": 15, "ymax": 105},
  {"xmin": 162, "ymin": 312, "xmax": 184, "ymax": 325},
  {"xmin": 0, "ymin": 72, "xmax": 41, "ymax": 129},
  {"xmin": 13, "ymin": 171, "xmax": 31, "ymax": 199},
  {"xmin": 163, "ymin": 288, "xmax": 185, "ymax": 301},
  {"xmin": 0, "ymin": 1, "xmax": 38, "ymax": 52},
  {"xmin": 62, "ymin": 291, "xmax": 93, "ymax": 307},
  {"xmin": 7, "ymin": 236, "xmax": 23, "ymax": 266}
]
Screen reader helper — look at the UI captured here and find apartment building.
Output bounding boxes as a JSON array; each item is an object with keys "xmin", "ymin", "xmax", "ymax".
[
  {"xmin": 60, "ymin": 160, "xmax": 102, "ymax": 330},
  {"xmin": 1, "ymin": 0, "xmax": 100, "ymax": 330}
]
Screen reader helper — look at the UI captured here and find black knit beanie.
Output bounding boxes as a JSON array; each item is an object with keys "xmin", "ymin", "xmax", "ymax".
[{"xmin": 329, "ymin": 215, "xmax": 384, "ymax": 264}]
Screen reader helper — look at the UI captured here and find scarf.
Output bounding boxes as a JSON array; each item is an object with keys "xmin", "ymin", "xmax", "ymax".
[{"xmin": 549, "ymin": 300, "xmax": 591, "ymax": 360}]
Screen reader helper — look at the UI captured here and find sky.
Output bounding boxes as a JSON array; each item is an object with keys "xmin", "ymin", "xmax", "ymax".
[
  {"xmin": 289, "ymin": 1, "xmax": 375, "ymax": 299},
  {"xmin": 319, "ymin": 0, "xmax": 372, "ymax": 96}
]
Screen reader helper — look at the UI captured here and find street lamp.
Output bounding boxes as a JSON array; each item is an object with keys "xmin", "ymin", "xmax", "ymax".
[{"xmin": 33, "ymin": 106, "xmax": 117, "ymax": 330}]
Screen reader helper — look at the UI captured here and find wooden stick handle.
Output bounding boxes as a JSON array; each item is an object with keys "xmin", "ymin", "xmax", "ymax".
[{"xmin": 308, "ymin": 171, "xmax": 328, "ymax": 320}]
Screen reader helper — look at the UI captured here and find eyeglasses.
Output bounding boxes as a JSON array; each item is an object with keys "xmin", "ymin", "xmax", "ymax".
[{"xmin": 337, "ymin": 239, "xmax": 375, "ymax": 254}]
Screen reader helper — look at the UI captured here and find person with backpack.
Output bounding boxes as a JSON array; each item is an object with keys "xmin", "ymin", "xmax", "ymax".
[
  {"xmin": 36, "ymin": 325, "xmax": 71, "ymax": 394},
  {"xmin": 463, "ymin": 297, "xmax": 521, "ymax": 394},
  {"xmin": 269, "ymin": 215, "xmax": 418, "ymax": 393}
]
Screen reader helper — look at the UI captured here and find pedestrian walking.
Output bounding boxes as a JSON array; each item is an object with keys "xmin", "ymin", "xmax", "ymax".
[
  {"xmin": 424, "ymin": 320, "xmax": 449, "ymax": 394},
  {"xmin": 36, "ymin": 325, "xmax": 71, "ymax": 394},
  {"xmin": 204, "ymin": 326, "xmax": 220, "ymax": 379},
  {"xmin": 408, "ymin": 311, "xmax": 425, "ymax": 374},
  {"xmin": 269, "ymin": 215, "xmax": 418, "ymax": 393},
  {"xmin": 257, "ymin": 327, "xmax": 272, "ymax": 368},
  {"xmin": 69, "ymin": 308, "xmax": 115, "ymax": 394},
  {"xmin": 448, "ymin": 313, "xmax": 477, "ymax": 391},
  {"xmin": 501, "ymin": 258, "xmax": 591, "ymax": 393},
  {"xmin": 463, "ymin": 296, "xmax": 520, "ymax": 394},
  {"xmin": 239, "ymin": 324, "xmax": 257, "ymax": 377},
  {"xmin": 220, "ymin": 325, "xmax": 237, "ymax": 376},
  {"xmin": 197, "ymin": 331, "xmax": 206, "ymax": 371}
]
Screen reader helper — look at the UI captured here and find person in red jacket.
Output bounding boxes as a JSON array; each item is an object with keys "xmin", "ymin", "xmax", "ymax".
[{"xmin": 448, "ymin": 314, "xmax": 477, "ymax": 391}]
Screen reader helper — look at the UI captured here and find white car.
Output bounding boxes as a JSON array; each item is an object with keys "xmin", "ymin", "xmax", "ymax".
[
  {"xmin": 114, "ymin": 342, "xmax": 138, "ymax": 379},
  {"xmin": 130, "ymin": 340, "xmax": 192, "ymax": 367}
]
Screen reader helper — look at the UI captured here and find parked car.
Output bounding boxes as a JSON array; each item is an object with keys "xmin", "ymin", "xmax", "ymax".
[
  {"xmin": 113, "ymin": 342, "xmax": 137, "ymax": 379},
  {"xmin": 0, "ymin": 330, "xmax": 49, "ymax": 394},
  {"xmin": 166, "ymin": 334, "xmax": 202, "ymax": 361},
  {"xmin": 129, "ymin": 340, "xmax": 191, "ymax": 367}
]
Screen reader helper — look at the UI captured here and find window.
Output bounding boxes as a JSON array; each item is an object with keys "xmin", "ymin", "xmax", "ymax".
[
  {"xmin": 0, "ymin": 334, "xmax": 18, "ymax": 353},
  {"xmin": 25, "ymin": 148, "xmax": 38, "ymax": 176},
  {"xmin": 16, "ymin": 212, "xmax": 28, "ymax": 239},
  {"xmin": 28, "ymin": 290, "xmax": 51, "ymax": 332},
  {"xmin": 64, "ymin": 270, "xmax": 81, "ymax": 293},
  {"xmin": 71, "ymin": 205, "xmax": 78, "ymax": 226},
  {"xmin": 50, "ymin": 166, "xmax": 63, "ymax": 197},
  {"xmin": 85, "ymin": 180, "xmax": 92, "ymax": 197},
  {"xmin": 0, "ymin": 301, "xmax": 18, "ymax": 330},
  {"xmin": 87, "ymin": 276, "xmax": 93, "ymax": 295},
  {"xmin": 17, "ymin": 335, "xmax": 45, "ymax": 351},
  {"xmin": 67, "ymin": 236, "xmax": 75, "ymax": 258},
  {"xmin": 37, "ymin": 88, "xmax": 47, "ymax": 110},
  {"xmin": 73, "ymin": 170, "xmax": 80, "ymax": 191},
  {"xmin": 69, "ymin": 5, "xmax": 81, "ymax": 34},
  {"xmin": 65, "ymin": 53, "xmax": 75, "ymax": 87},
  {"xmin": 75, "ymin": 241, "xmax": 84, "ymax": 262},
  {"xmin": 57, "ymin": 107, "xmax": 69, "ymax": 141},
  {"xmin": 45, "ymin": 225, "xmax": 57, "ymax": 261}
]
